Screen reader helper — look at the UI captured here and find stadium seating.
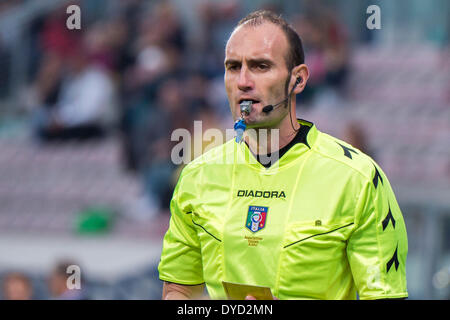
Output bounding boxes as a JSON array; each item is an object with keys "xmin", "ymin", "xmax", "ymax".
[
  {"xmin": 301, "ymin": 44, "xmax": 450, "ymax": 208},
  {"xmin": 0, "ymin": 135, "xmax": 169, "ymax": 238}
]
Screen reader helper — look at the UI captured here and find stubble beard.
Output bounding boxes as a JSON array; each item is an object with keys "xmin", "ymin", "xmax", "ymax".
[{"xmin": 243, "ymin": 72, "xmax": 292, "ymax": 131}]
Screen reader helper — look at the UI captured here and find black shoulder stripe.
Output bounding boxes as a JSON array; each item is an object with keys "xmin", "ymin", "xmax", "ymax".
[
  {"xmin": 372, "ymin": 165, "xmax": 383, "ymax": 188},
  {"xmin": 386, "ymin": 245, "xmax": 399, "ymax": 272},
  {"xmin": 382, "ymin": 205, "xmax": 396, "ymax": 231},
  {"xmin": 336, "ymin": 142, "xmax": 358, "ymax": 159}
]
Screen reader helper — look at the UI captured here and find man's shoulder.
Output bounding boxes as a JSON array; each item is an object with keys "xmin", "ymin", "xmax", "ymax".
[
  {"xmin": 182, "ymin": 139, "xmax": 236, "ymax": 176},
  {"xmin": 313, "ymin": 130, "xmax": 380, "ymax": 182}
]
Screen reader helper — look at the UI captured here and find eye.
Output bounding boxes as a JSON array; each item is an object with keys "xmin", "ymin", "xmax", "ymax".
[
  {"xmin": 256, "ymin": 64, "xmax": 269, "ymax": 71},
  {"xmin": 226, "ymin": 64, "xmax": 239, "ymax": 71}
]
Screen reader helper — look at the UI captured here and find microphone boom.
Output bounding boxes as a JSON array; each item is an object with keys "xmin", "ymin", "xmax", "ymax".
[{"xmin": 262, "ymin": 97, "xmax": 288, "ymax": 113}]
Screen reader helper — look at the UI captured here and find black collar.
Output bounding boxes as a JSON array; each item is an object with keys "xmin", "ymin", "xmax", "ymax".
[{"xmin": 246, "ymin": 120, "xmax": 312, "ymax": 168}]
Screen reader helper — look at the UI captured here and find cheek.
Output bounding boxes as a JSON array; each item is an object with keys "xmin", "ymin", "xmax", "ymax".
[
  {"xmin": 259, "ymin": 84, "xmax": 279, "ymax": 104},
  {"xmin": 268, "ymin": 76, "xmax": 289, "ymax": 98},
  {"xmin": 224, "ymin": 73, "xmax": 234, "ymax": 93},
  {"xmin": 224, "ymin": 76, "xmax": 235, "ymax": 104}
]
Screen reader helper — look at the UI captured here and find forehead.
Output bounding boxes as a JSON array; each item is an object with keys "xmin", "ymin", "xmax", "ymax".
[{"xmin": 225, "ymin": 22, "xmax": 288, "ymax": 62}]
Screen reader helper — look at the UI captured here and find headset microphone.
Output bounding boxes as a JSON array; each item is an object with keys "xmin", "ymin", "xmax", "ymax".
[
  {"xmin": 261, "ymin": 98, "xmax": 288, "ymax": 113},
  {"xmin": 262, "ymin": 77, "xmax": 301, "ymax": 114}
]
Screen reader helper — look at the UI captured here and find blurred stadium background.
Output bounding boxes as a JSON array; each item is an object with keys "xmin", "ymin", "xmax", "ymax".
[{"xmin": 0, "ymin": 0, "xmax": 448, "ymax": 300}]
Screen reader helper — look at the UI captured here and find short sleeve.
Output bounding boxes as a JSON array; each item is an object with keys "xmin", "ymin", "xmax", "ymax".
[
  {"xmin": 158, "ymin": 170, "xmax": 204, "ymax": 285},
  {"xmin": 347, "ymin": 164, "xmax": 408, "ymax": 299}
]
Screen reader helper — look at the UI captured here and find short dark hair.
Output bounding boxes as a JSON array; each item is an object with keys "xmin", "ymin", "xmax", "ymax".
[{"xmin": 236, "ymin": 10, "xmax": 305, "ymax": 70}]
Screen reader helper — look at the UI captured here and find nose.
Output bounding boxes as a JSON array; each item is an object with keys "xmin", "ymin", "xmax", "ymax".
[{"xmin": 237, "ymin": 66, "xmax": 254, "ymax": 92}]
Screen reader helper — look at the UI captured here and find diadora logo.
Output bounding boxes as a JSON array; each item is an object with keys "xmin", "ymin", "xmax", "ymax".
[{"xmin": 237, "ymin": 190, "xmax": 286, "ymax": 199}]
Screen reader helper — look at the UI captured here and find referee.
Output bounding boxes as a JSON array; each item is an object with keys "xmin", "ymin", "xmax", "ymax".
[{"xmin": 158, "ymin": 10, "xmax": 408, "ymax": 300}]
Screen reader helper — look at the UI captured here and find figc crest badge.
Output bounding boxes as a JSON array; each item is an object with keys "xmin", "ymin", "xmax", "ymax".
[{"xmin": 245, "ymin": 206, "xmax": 268, "ymax": 233}]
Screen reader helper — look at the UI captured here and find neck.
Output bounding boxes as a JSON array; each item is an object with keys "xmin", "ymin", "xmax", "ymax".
[{"xmin": 244, "ymin": 106, "xmax": 300, "ymax": 155}]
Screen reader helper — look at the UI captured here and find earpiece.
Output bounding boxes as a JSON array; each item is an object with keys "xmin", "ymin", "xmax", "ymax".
[{"xmin": 291, "ymin": 77, "xmax": 302, "ymax": 91}]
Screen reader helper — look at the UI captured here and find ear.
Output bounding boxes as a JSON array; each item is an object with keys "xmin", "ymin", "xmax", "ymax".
[{"xmin": 290, "ymin": 64, "xmax": 309, "ymax": 95}]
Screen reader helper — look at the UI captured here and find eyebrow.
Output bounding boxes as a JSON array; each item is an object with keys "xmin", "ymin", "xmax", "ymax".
[
  {"xmin": 224, "ymin": 58, "xmax": 274, "ymax": 67},
  {"xmin": 224, "ymin": 59, "xmax": 240, "ymax": 67}
]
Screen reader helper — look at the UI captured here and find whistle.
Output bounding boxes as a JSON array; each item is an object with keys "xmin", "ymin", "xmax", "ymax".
[
  {"xmin": 234, "ymin": 100, "xmax": 253, "ymax": 143},
  {"xmin": 240, "ymin": 100, "xmax": 252, "ymax": 116}
]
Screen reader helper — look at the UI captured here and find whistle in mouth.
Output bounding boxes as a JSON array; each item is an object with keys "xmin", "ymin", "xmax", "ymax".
[
  {"xmin": 240, "ymin": 100, "xmax": 253, "ymax": 116},
  {"xmin": 234, "ymin": 100, "xmax": 252, "ymax": 143}
]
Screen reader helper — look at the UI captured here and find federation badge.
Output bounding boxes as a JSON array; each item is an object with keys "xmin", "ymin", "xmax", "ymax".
[{"xmin": 245, "ymin": 206, "xmax": 268, "ymax": 233}]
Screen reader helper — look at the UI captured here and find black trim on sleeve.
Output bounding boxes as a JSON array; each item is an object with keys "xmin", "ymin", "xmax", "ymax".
[
  {"xmin": 161, "ymin": 279, "xmax": 206, "ymax": 286},
  {"xmin": 191, "ymin": 219, "xmax": 222, "ymax": 242}
]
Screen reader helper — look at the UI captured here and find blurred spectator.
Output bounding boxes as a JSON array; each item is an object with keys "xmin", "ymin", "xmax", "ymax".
[
  {"xmin": 30, "ymin": 44, "xmax": 118, "ymax": 142},
  {"xmin": 84, "ymin": 21, "xmax": 117, "ymax": 71},
  {"xmin": 123, "ymin": 2, "xmax": 184, "ymax": 93},
  {"xmin": 0, "ymin": 36, "xmax": 10, "ymax": 98},
  {"xmin": 84, "ymin": 18, "xmax": 133, "ymax": 74},
  {"xmin": 141, "ymin": 77, "xmax": 192, "ymax": 212},
  {"xmin": 48, "ymin": 260, "xmax": 85, "ymax": 300},
  {"xmin": 2, "ymin": 272, "xmax": 33, "ymax": 300},
  {"xmin": 189, "ymin": 103, "xmax": 224, "ymax": 161},
  {"xmin": 292, "ymin": 4, "xmax": 350, "ymax": 107},
  {"xmin": 23, "ymin": 52, "xmax": 63, "ymax": 113},
  {"xmin": 119, "ymin": 1, "xmax": 187, "ymax": 174},
  {"xmin": 39, "ymin": 3, "xmax": 82, "ymax": 59},
  {"xmin": 183, "ymin": 72, "xmax": 210, "ymax": 113},
  {"xmin": 149, "ymin": 1, "xmax": 186, "ymax": 52},
  {"xmin": 342, "ymin": 121, "xmax": 375, "ymax": 160},
  {"xmin": 0, "ymin": 0, "xmax": 24, "ymax": 15},
  {"xmin": 195, "ymin": 0, "xmax": 240, "ymax": 77}
]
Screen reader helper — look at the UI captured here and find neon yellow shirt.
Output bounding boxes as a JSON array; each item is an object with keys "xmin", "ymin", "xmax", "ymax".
[{"xmin": 158, "ymin": 120, "xmax": 408, "ymax": 300}]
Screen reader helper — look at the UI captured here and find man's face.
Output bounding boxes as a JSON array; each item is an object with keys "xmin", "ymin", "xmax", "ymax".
[{"xmin": 224, "ymin": 23, "xmax": 291, "ymax": 128}]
